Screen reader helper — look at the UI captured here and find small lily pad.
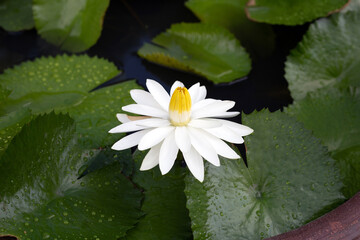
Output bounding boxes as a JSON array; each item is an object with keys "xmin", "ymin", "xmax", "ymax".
[
  {"xmin": 125, "ymin": 150, "xmax": 193, "ymax": 240},
  {"xmin": 185, "ymin": 110, "xmax": 343, "ymax": 239},
  {"xmin": 32, "ymin": 0, "xmax": 110, "ymax": 52},
  {"xmin": 138, "ymin": 23, "xmax": 251, "ymax": 84},
  {"xmin": 245, "ymin": 0, "xmax": 349, "ymax": 26},
  {"xmin": 0, "ymin": 0, "xmax": 34, "ymax": 31},
  {"xmin": 285, "ymin": 10, "xmax": 360, "ymax": 100},
  {"xmin": 0, "ymin": 113, "xmax": 143, "ymax": 239}
]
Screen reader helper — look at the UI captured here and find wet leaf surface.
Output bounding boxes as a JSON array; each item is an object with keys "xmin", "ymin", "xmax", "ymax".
[{"xmin": 185, "ymin": 110, "xmax": 344, "ymax": 239}]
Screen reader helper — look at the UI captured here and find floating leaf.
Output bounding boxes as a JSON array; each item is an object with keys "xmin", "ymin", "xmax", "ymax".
[
  {"xmin": 285, "ymin": 11, "xmax": 360, "ymax": 100},
  {"xmin": 125, "ymin": 150, "xmax": 193, "ymax": 240},
  {"xmin": 66, "ymin": 83, "xmax": 140, "ymax": 148},
  {"xmin": 0, "ymin": 113, "xmax": 143, "ymax": 239},
  {"xmin": 0, "ymin": 0, "xmax": 34, "ymax": 31},
  {"xmin": 185, "ymin": 0, "xmax": 275, "ymax": 58},
  {"xmin": 0, "ymin": 107, "xmax": 31, "ymax": 157},
  {"xmin": 0, "ymin": 55, "xmax": 139, "ymax": 153},
  {"xmin": 286, "ymin": 88, "xmax": 360, "ymax": 199},
  {"xmin": 333, "ymin": 146, "xmax": 360, "ymax": 198},
  {"xmin": 245, "ymin": 0, "xmax": 348, "ymax": 26},
  {"xmin": 138, "ymin": 23, "xmax": 251, "ymax": 84},
  {"xmin": 185, "ymin": 110, "xmax": 343, "ymax": 240},
  {"xmin": 286, "ymin": 88, "xmax": 360, "ymax": 153},
  {"xmin": 32, "ymin": 0, "xmax": 110, "ymax": 52}
]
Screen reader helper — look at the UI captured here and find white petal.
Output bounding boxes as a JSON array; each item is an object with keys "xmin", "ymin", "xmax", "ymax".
[
  {"xmin": 197, "ymin": 86, "xmax": 207, "ymax": 103},
  {"xmin": 111, "ymin": 130, "xmax": 150, "ymax": 150},
  {"xmin": 188, "ymin": 119, "xmax": 222, "ymax": 129},
  {"xmin": 208, "ymin": 111, "xmax": 240, "ymax": 118},
  {"xmin": 138, "ymin": 126, "xmax": 175, "ymax": 150},
  {"xmin": 159, "ymin": 132, "xmax": 179, "ymax": 175},
  {"xmin": 190, "ymin": 127, "xmax": 239, "ymax": 159},
  {"xmin": 183, "ymin": 147, "xmax": 204, "ymax": 182},
  {"xmin": 130, "ymin": 89, "xmax": 162, "ymax": 108},
  {"xmin": 191, "ymin": 100, "xmax": 235, "ymax": 119},
  {"xmin": 146, "ymin": 79, "xmax": 170, "ymax": 111},
  {"xmin": 187, "ymin": 127, "xmax": 220, "ymax": 166},
  {"xmin": 192, "ymin": 99, "xmax": 217, "ymax": 112},
  {"xmin": 175, "ymin": 126, "xmax": 191, "ymax": 153},
  {"xmin": 109, "ymin": 121, "xmax": 147, "ymax": 133},
  {"xmin": 205, "ymin": 125, "xmax": 244, "ymax": 144},
  {"xmin": 170, "ymin": 81, "xmax": 184, "ymax": 95},
  {"xmin": 135, "ymin": 118, "xmax": 170, "ymax": 128},
  {"xmin": 122, "ymin": 104, "xmax": 168, "ymax": 119},
  {"xmin": 188, "ymin": 83, "xmax": 200, "ymax": 103},
  {"xmin": 116, "ymin": 113, "xmax": 130, "ymax": 123},
  {"xmin": 214, "ymin": 119, "xmax": 254, "ymax": 136},
  {"xmin": 140, "ymin": 144, "xmax": 161, "ymax": 170}
]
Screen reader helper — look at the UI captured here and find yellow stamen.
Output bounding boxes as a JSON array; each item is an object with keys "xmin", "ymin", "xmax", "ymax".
[{"xmin": 169, "ymin": 87, "xmax": 192, "ymax": 126}]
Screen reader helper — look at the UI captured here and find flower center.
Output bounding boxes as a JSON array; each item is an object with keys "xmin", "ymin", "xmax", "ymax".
[{"xmin": 169, "ymin": 87, "xmax": 192, "ymax": 126}]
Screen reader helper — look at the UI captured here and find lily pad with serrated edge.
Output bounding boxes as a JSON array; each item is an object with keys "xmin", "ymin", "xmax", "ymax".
[
  {"xmin": 285, "ymin": 10, "xmax": 360, "ymax": 100},
  {"xmin": 245, "ymin": 0, "xmax": 349, "ymax": 26},
  {"xmin": 0, "ymin": 0, "xmax": 34, "ymax": 31},
  {"xmin": 124, "ymin": 150, "xmax": 193, "ymax": 240},
  {"xmin": 333, "ymin": 146, "xmax": 360, "ymax": 199},
  {"xmin": 32, "ymin": 0, "xmax": 110, "ymax": 52},
  {"xmin": 0, "ymin": 113, "xmax": 143, "ymax": 239},
  {"xmin": 285, "ymin": 88, "xmax": 360, "ymax": 154},
  {"xmin": 185, "ymin": 110, "xmax": 344, "ymax": 240},
  {"xmin": 185, "ymin": 0, "xmax": 275, "ymax": 58},
  {"xmin": 138, "ymin": 23, "xmax": 251, "ymax": 84},
  {"xmin": 0, "ymin": 55, "xmax": 139, "ymax": 153}
]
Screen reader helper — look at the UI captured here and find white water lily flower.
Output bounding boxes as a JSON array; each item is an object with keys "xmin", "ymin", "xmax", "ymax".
[{"xmin": 109, "ymin": 79, "xmax": 253, "ymax": 182}]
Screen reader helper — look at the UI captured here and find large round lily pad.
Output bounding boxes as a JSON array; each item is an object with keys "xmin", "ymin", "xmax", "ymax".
[
  {"xmin": 0, "ymin": 55, "xmax": 139, "ymax": 154},
  {"xmin": 185, "ymin": 110, "xmax": 344, "ymax": 239},
  {"xmin": 0, "ymin": 113, "xmax": 143, "ymax": 239},
  {"xmin": 285, "ymin": 10, "xmax": 360, "ymax": 100}
]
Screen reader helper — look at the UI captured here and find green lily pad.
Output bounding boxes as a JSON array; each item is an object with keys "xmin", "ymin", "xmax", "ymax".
[
  {"xmin": 185, "ymin": 0, "xmax": 275, "ymax": 58},
  {"xmin": 285, "ymin": 88, "xmax": 360, "ymax": 153},
  {"xmin": 125, "ymin": 150, "xmax": 193, "ymax": 240},
  {"xmin": 285, "ymin": 10, "xmax": 360, "ymax": 100},
  {"xmin": 245, "ymin": 0, "xmax": 348, "ymax": 26},
  {"xmin": 333, "ymin": 145, "xmax": 360, "ymax": 199},
  {"xmin": 0, "ymin": 0, "xmax": 34, "ymax": 31},
  {"xmin": 32, "ymin": 0, "xmax": 110, "ymax": 52},
  {"xmin": 185, "ymin": 110, "xmax": 343, "ymax": 240},
  {"xmin": 0, "ymin": 55, "xmax": 139, "ymax": 153},
  {"xmin": 138, "ymin": 23, "xmax": 251, "ymax": 84},
  {"xmin": 66, "ymin": 83, "xmax": 140, "ymax": 148},
  {"xmin": 0, "ymin": 113, "xmax": 143, "ymax": 239},
  {"xmin": 0, "ymin": 107, "xmax": 31, "ymax": 157}
]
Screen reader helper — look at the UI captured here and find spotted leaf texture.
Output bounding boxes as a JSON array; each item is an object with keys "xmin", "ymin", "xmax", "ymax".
[
  {"xmin": 0, "ymin": 55, "xmax": 139, "ymax": 155},
  {"xmin": 185, "ymin": 110, "xmax": 344, "ymax": 240},
  {"xmin": 0, "ymin": 113, "xmax": 143, "ymax": 239}
]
